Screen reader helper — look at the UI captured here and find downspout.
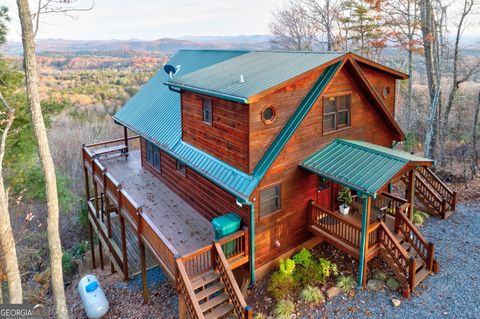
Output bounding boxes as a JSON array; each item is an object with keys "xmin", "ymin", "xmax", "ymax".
[
  {"xmin": 236, "ymin": 197, "xmax": 255, "ymax": 287},
  {"xmin": 357, "ymin": 193, "xmax": 369, "ymax": 289}
]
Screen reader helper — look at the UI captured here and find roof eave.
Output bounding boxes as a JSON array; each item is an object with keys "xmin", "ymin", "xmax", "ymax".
[
  {"xmin": 349, "ymin": 52, "xmax": 409, "ymax": 80},
  {"xmin": 164, "ymin": 82, "xmax": 248, "ymax": 104}
]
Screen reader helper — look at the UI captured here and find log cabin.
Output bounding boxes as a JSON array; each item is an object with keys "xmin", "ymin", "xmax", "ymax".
[{"xmin": 81, "ymin": 50, "xmax": 456, "ymax": 319}]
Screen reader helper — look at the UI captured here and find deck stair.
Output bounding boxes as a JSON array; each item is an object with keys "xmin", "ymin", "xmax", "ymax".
[
  {"xmin": 176, "ymin": 243, "xmax": 252, "ymax": 319},
  {"xmin": 401, "ymin": 166, "xmax": 456, "ymax": 219}
]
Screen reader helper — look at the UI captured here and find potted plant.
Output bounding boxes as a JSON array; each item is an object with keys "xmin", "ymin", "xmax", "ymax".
[{"xmin": 337, "ymin": 187, "xmax": 352, "ymax": 215}]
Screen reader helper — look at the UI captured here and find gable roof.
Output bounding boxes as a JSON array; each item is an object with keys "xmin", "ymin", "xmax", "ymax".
[
  {"xmin": 114, "ymin": 50, "xmax": 406, "ymax": 200},
  {"xmin": 165, "ymin": 51, "xmax": 343, "ymax": 103},
  {"xmin": 300, "ymin": 139, "xmax": 433, "ymax": 197}
]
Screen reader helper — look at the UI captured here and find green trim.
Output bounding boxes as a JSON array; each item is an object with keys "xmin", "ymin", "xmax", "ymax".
[
  {"xmin": 244, "ymin": 61, "xmax": 342, "ymax": 195},
  {"xmin": 357, "ymin": 195, "xmax": 369, "ymax": 289},
  {"xmin": 166, "ymin": 83, "xmax": 248, "ymax": 103},
  {"xmin": 236, "ymin": 197, "xmax": 255, "ymax": 285}
]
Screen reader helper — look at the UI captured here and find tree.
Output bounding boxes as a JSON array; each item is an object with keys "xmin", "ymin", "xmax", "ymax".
[
  {"xmin": 269, "ymin": 0, "xmax": 319, "ymax": 51},
  {"xmin": 16, "ymin": 0, "xmax": 67, "ymax": 316},
  {"xmin": 439, "ymin": 0, "xmax": 478, "ymax": 165},
  {"xmin": 0, "ymin": 6, "xmax": 23, "ymax": 304},
  {"xmin": 304, "ymin": 0, "xmax": 343, "ymax": 51}
]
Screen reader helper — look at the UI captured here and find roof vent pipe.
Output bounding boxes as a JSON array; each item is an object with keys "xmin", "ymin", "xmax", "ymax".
[{"xmin": 239, "ymin": 74, "xmax": 245, "ymax": 83}]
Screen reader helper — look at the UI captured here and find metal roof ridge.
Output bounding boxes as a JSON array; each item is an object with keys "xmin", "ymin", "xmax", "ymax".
[{"xmin": 336, "ymin": 139, "xmax": 410, "ymax": 163}]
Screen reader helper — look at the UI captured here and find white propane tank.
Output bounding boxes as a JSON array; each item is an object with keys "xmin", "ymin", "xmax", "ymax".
[{"xmin": 77, "ymin": 274, "xmax": 109, "ymax": 319}]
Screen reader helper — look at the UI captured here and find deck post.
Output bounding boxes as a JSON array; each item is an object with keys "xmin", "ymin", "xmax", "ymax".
[
  {"xmin": 407, "ymin": 169, "xmax": 415, "ymax": 220},
  {"xmin": 98, "ymin": 239, "xmax": 104, "ymax": 270},
  {"xmin": 118, "ymin": 184, "xmax": 129, "ymax": 281},
  {"xmin": 136, "ymin": 207, "xmax": 149, "ymax": 304},
  {"xmin": 103, "ymin": 169, "xmax": 115, "ymax": 274},
  {"xmin": 357, "ymin": 194, "xmax": 371, "ymax": 289},
  {"xmin": 123, "ymin": 126, "xmax": 128, "ymax": 160},
  {"xmin": 88, "ymin": 219, "xmax": 96, "ymax": 269}
]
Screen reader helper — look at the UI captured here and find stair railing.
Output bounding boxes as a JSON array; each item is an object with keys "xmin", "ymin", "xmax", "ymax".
[
  {"xmin": 413, "ymin": 174, "xmax": 445, "ymax": 217},
  {"xmin": 395, "ymin": 204, "xmax": 436, "ymax": 271},
  {"xmin": 417, "ymin": 166, "xmax": 457, "ymax": 211},
  {"xmin": 213, "ymin": 243, "xmax": 252, "ymax": 319},
  {"xmin": 175, "ymin": 258, "xmax": 203, "ymax": 319}
]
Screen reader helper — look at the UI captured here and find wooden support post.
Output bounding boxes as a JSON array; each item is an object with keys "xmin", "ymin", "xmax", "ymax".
[
  {"xmin": 137, "ymin": 208, "xmax": 149, "ymax": 304},
  {"xmin": 103, "ymin": 169, "xmax": 115, "ymax": 274},
  {"xmin": 118, "ymin": 184, "xmax": 129, "ymax": 281},
  {"xmin": 178, "ymin": 296, "xmax": 187, "ymax": 319},
  {"xmin": 88, "ymin": 219, "xmax": 96, "ymax": 269},
  {"xmin": 123, "ymin": 126, "xmax": 128, "ymax": 160},
  {"xmin": 407, "ymin": 169, "xmax": 415, "ymax": 220},
  {"xmin": 427, "ymin": 242, "xmax": 435, "ymax": 271},
  {"xmin": 99, "ymin": 239, "xmax": 104, "ymax": 270}
]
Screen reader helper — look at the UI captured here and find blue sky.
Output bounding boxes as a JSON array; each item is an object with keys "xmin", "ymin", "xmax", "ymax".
[{"xmin": 2, "ymin": 0, "xmax": 279, "ymax": 41}]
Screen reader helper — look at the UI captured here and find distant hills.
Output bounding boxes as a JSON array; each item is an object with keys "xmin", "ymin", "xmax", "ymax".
[{"xmin": 1, "ymin": 35, "xmax": 272, "ymax": 55}]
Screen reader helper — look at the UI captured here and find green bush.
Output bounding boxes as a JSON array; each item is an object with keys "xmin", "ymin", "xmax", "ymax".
[
  {"xmin": 268, "ymin": 272, "xmax": 298, "ymax": 301},
  {"xmin": 294, "ymin": 257, "xmax": 338, "ymax": 286},
  {"xmin": 337, "ymin": 187, "xmax": 353, "ymax": 206},
  {"xmin": 299, "ymin": 285, "xmax": 324, "ymax": 304},
  {"xmin": 336, "ymin": 275, "xmax": 356, "ymax": 293},
  {"xmin": 253, "ymin": 314, "xmax": 266, "ymax": 319},
  {"xmin": 62, "ymin": 251, "xmax": 77, "ymax": 278},
  {"xmin": 274, "ymin": 299, "xmax": 295, "ymax": 319},
  {"xmin": 279, "ymin": 258, "xmax": 295, "ymax": 276},
  {"xmin": 292, "ymin": 248, "xmax": 313, "ymax": 268},
  {"xmin": 413, "ymin": 210, "xmax": 429, "ymax": 226}
]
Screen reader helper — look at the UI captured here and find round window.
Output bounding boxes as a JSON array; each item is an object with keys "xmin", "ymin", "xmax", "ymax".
[
  {"xmin": 262, "ymin": 106, "xmax": 276, "ymax": 124},
  {"xmin": 383, "ymin": 86, "xmax": 391, "ymax": 98}
]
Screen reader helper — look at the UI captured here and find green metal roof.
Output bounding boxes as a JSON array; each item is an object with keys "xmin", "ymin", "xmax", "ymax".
[
  {"xmin": 300, "ymin": 139, "xmax": 433, "ymax": 197},
  {"xmin": 165, "ymin": 51, "xmax": 343, "ymax": 103}
]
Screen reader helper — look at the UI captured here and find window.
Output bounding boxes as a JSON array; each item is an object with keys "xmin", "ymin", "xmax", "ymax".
[
  {"xmin": 146, "ymin": 141, "xmax": 161, "ymax": 171},
  {"xmin": 260, "ymin": 184, "xmax": 281, "ymax": 217},
  {"xmin": 383, "ymin": 86, "xmax": 391, "ymax": 98},
  {"xmin": 202, "ymin": 98, "xmax": 213, "ymax": 125},
  {"xmin": 323, "ymin": 94, "xmax": 351, "ymax": 133},
  {"xmin": 261, "ymin": 106, "xmax": 276, "ymax": 124},
  {"xmin": 318, "ymin": 177, "xmax": 330, "ymax": 191},
  {"xmin": 176, "ymin": 160, "xmax": 186, "ymax": 176}
]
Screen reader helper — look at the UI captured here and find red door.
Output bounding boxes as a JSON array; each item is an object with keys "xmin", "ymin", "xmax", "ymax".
[{"xmin": 317, "ymin": 177, "xmax": 332, "ymax": 210}]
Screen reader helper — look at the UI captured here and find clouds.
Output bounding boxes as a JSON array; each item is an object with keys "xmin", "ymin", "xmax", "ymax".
[{"xmin": 1, "ymin": 0, "xmax": 279, "ymax": 41}]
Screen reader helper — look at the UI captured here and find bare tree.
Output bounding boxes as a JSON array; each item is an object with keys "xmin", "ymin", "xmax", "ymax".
[
  {"xmin": 269, "ymin": 0, "xmax": 319, "ymax": 51},
  {"xmin": 0, "ymin": 93, "xmax": 22, "ymax": 303},
  {"xmin": 472, "ymin": 91, "xmax": 480, "ymax": 175},
  {"xmin": 304, "ymin": 0, "xmax": 343, "ymax": 51},
  {"xmin": 439, "ymin": 0, "xmax": 478, "ymax": 165}
]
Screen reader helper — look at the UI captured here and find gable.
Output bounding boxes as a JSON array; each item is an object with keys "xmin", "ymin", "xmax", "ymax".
[{"xmin": 358, "ymin": 63, "xmax": 398, "ymax": 115}]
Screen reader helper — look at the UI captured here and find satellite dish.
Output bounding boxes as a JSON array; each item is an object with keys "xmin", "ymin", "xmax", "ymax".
[{"xmin": 164, "ymin": 64, "xmax": 177, "ymax": 79}]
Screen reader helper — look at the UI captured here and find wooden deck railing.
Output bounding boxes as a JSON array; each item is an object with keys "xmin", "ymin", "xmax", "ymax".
[
  {"xmin": 373, "ymin": 193, "xmax": 408, "ymax": 216},
  {"xmin": 395, "ymin": 203, "xmax": 436, "ymax": 271},
  {"xmin": 83, "ymin": 138, "xmax": 249, "ymax": 318}
]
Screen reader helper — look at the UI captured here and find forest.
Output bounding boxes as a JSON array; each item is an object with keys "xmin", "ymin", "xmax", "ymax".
[{"xmin": 0, "ymin": 0, "xmax": 478, "ymax": 318}]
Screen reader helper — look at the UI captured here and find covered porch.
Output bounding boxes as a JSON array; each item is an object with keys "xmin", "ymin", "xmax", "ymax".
[{"xmin": 301, "ymin": 139, "xmax": 436, "ymax": 291}]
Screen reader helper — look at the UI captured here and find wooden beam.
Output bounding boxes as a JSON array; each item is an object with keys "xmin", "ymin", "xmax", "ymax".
[
  {"xmin": 118, "ymin": 184, "xmax": 129, "ymax": 281},
  {"xmin": 407, "ymin": 170, "xmax": 415, "ymax": 219},
  {"xmin": 99, "ymin": 239, "xmax": 104, "ymax": 270},
  {"xmin": 123, "ymin": 126, "xmax": 129, "ymax": 160},
  {"xmin": 88, "ymin": 218, "xmax": 96, "ymax": 269},
  {"xmin": 137, "ymin": 208, "xmax": 149, "ymax": 304}
]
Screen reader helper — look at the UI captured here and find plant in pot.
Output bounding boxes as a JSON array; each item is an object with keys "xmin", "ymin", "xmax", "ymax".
[{"xmin": 337, "ymin": 187, "xmax": 352, "ymax": 215}]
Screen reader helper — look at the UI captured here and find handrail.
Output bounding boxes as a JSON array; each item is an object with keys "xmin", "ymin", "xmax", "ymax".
[
  {"xmin": 213, "ymin": 243, "xmax": 252, "ymax": 319},
  {"xmin": 417, "ymin": 166, "xmax": 456, "ymax": 210},
  {"xmin": 367, "ymin": 222, "xmax": 381, "ymax": 250},
  {"xmin": 373, "ymin": 193, "xmax": 408, "ymax": 217},
  {"xmin": 216, "ymin": 227, "xmax": 248, "ymax": 263},
  {"xmin": 415, "ymin": 175, "xmax": 444, "ymax": 213},
  {"xmin": 395, "ymin": 204, "xmax": 435, "ymax": 271},
  {"xmin": 310, "ymin": 201, "xmax": 361, "ymax": 230},
  {"xmin": 378, "ymin": 221, "xmax": 410, "ymax": 277},
  {"xmin": 175, "ymin": 259, "xmax": 203, "ymax": 319},
  {"xmin": 85, "ymin": 135, "xmax": 140, "ymax": 148}
]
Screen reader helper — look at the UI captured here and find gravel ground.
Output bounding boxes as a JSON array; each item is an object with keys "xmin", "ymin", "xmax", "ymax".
[{"xmin": 315, "ymin": 201, "xmax": 480, "ymax": 319}]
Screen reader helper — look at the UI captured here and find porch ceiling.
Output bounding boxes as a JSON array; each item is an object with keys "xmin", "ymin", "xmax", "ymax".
[{"xmin": 300, "ymin": 139, "xmax": 433, "ymax": 197}]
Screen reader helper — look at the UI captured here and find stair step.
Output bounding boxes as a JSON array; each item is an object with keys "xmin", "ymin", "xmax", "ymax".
[
  {"xmin": 200, "ymin": 293, "xmax": 229, "ymax": 312},
  {"xmin": 204, "ymin": 303, "xmax": 234, "ymax": 319},
  {"xmin": 414, "ymin": 267, "xmax": 431, "ymax": 286},
  {"xmin": 196, "ymin": 282, "xmax": 225, "ymax": 301},
  {"xmin": 191, "ymin": 271, "xmax": 220, "ymax": 290}
]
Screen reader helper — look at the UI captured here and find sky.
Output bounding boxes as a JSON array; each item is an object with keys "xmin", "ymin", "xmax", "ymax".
[{"xmin": 2, "ymin": 0, "xmax": 280, "ymax": 41}]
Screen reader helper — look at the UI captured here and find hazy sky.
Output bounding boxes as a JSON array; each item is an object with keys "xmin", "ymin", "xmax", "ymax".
[{"xmin": 2, "ymin": 0, "xmax": 280, "ymax": 41}]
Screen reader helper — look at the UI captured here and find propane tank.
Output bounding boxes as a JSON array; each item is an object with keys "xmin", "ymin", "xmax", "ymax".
[{"xmin": 77, "ymin": 274, "xmax": 109, "ymax": 319}]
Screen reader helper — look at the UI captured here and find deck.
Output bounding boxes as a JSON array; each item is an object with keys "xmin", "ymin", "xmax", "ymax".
[{"xmin": 101, "ymin": 150, "xmax": 215, "ymax": 255}]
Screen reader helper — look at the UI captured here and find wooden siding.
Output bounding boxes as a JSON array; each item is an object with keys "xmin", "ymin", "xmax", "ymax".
[
  {"xmin": 248, "ymin": 68, "xmax": 326, "ymax": 173},
  {"xmin": 250, "ymin": 63, "xmax": 395, "ymax": 268},
  {"xmin": 140, "ymin": 138, "xmax": 249, "ymax": 224},
  {"xmin": 181, "ymin": 91, "xmax": 250, "ymax": 172},
  {"xmin": 358, "ymin": 62, "xmax": 397, "ymax": 116}
]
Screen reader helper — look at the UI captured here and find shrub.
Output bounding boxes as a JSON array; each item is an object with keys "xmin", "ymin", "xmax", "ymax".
[
  {"xmin": 62, "ymin": 251, "xmax": 77, "ymax": 279},
  {"xmin": 294, "ymin": 257, "xmax": 338, "ymax": 286},
  {"xmin": 413, "ymin": 210, "xmax": 429, "ymax": 226},
  {"xmin": 337, "ymin": 187, "xmax": 353, "ymax": 206},
  {"xmin": 292, "ymin": 248, "xmax": 313, "ymax": 268},
  {"xmin": 316, "ymin": 258, "xmax": 338, "ymax": 283},
  {"xmin": 274, "ymin": 299, "xmax": 295, "ymax": 319},
  {"xmin": 299, "ymin": 285, "xmax": 324, "ymax": 304},
  {"xmin": 268, "ymin": 272, "xmax": 298, "ymax": 301},
  {"xmin": 253, "ymin": 314, "xmax": 266, "ymax": 319},
  {"xmin": 279, "ymin": 258, "xmax": 295, "ymax": 276},
  {"xmin": 336, "ymin": 275, "xmax": 356, "ymax": 293}
]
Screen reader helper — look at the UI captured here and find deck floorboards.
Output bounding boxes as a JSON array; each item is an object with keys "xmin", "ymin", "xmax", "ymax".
[{"xmin": 100, "ymin": 150, "xmax": 214, "ymax": 256}]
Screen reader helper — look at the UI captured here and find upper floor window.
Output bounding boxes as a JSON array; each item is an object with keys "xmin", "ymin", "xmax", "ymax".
[
  {"xmin": 176, "ymin": 160, "xmax": 186, "ymax": 176},
  {"xmin": 260, "ymin": 184, "xmax": 281, "ymax": 218},
  {"xmin": 146, "ymin": 140, "xmax": 161, "ymax": 171},
  {"xmin": 202, "ymin": 98, "xmax": 213, "ymax": 125},
  {"xmin": 323, "ymin": 94, "xmax": 351, "ymax": 133},
  {"xmin": 261, "ymin": 106, "xmax": 276, "ymax": 124}
]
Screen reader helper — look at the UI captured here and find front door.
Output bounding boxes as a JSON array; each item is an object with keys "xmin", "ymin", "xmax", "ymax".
[{"xmin": 317, "ymin": 177, "xmax": 332, "ymax": 210}]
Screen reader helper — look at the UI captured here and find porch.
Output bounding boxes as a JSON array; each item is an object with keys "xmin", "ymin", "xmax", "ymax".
[
  {"xmin": 82, "ymin": 136, "xmax": 252, "ymax": 318},
  {"xmin": 301, "ymin": 139, "xmax": 443, "ymax": 296}
]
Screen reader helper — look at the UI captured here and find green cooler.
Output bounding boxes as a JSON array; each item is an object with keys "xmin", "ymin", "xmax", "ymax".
[{"xmin": 211, "ymin": 213, "xmax": 241, "ymax": 256}]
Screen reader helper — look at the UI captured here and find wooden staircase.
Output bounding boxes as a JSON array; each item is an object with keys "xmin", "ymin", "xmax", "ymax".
[
  {"xmin": 402, "ymin": 166, "xmax": 456, "ymax": 219},
  {"xmin": 176, "ymin": 243, "xmax": 252, "ymax": 319},
  {"xmin": 378, "ymin": 203, "xmax": 438, "ymax": 297}
]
